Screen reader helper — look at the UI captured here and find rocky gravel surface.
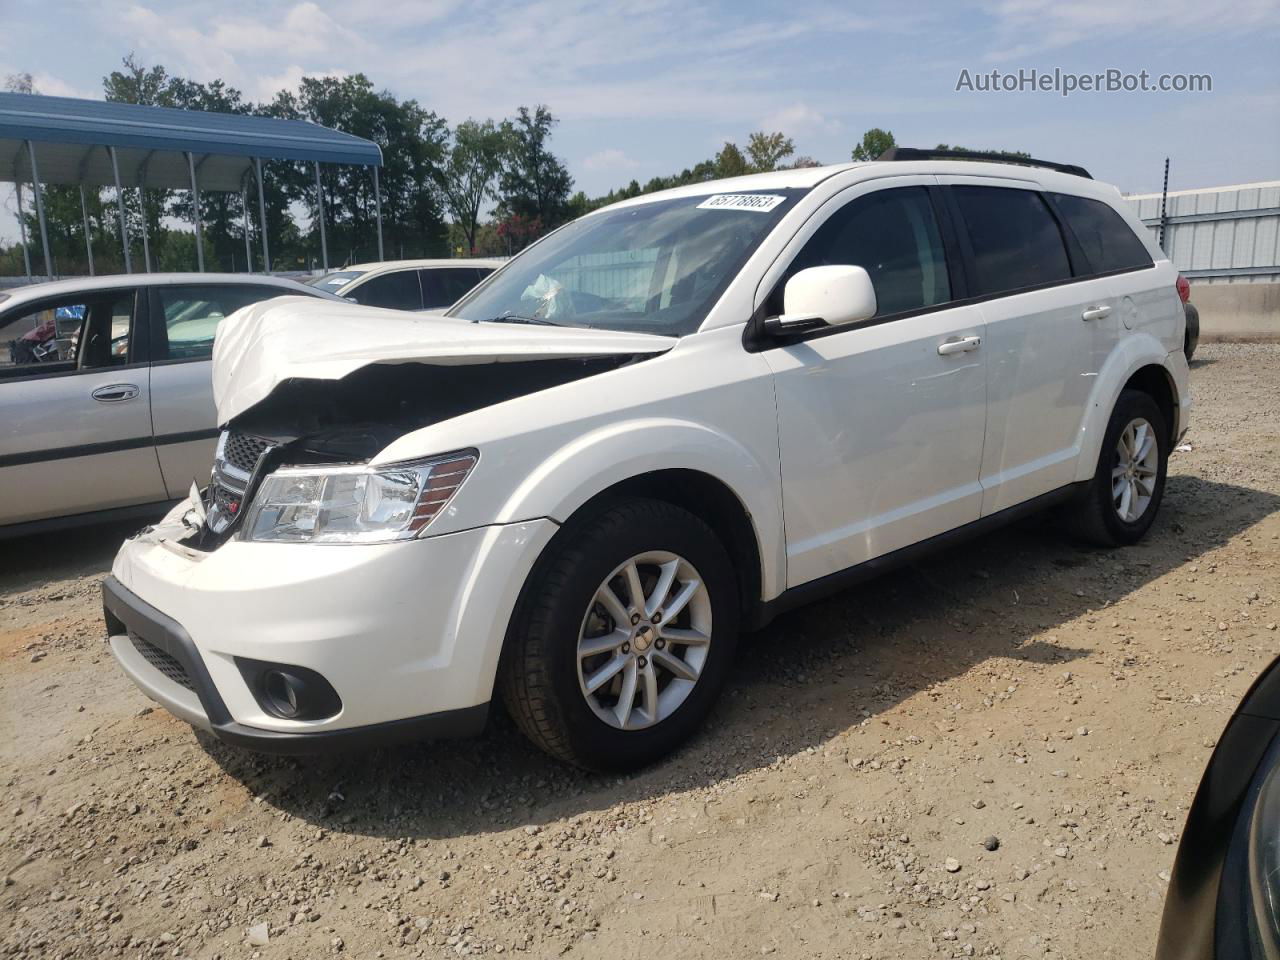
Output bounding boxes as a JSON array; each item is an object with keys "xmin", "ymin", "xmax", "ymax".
[{"xmin": 3, "ymin": 343, "xmax": 1279, "ymax": 960}]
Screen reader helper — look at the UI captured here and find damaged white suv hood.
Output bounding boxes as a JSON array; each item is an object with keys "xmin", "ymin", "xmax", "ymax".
[{"xmin": 212, "ymin": 296, "xmax": 678, "ymax": 425}]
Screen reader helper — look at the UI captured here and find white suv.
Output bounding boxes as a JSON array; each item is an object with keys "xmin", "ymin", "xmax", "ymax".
[{"xmin": 104, "ymin": 153, "xmax": 1190, "ymax": 770}]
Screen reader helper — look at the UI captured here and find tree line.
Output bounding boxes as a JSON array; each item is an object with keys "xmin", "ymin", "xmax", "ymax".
[{"xmin": 1, "ymin": 57, "xmax": 1027, "ymax": 278}]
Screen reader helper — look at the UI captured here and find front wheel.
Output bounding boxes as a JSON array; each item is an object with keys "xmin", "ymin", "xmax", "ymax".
[
  {"xmin": 1062, "ymin": 389, "xmax": 1169, "ymax": 546},
  {"xmin": 500, "ymin": 498, "xmax": 739, "ymax": 771}
]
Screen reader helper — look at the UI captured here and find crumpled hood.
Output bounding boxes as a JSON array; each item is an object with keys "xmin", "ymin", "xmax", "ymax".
[{"xmin": 212, "ymin": 296, "xmax": 678, "ymax": 425}]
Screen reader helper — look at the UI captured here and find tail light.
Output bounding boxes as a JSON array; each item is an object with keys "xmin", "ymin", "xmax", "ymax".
[{"xmin": 1176, "ymin": 274, "xmax": 1191, "ymax": 304}]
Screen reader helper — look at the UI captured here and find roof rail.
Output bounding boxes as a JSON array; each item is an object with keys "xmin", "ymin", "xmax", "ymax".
[{"xmin": 876, "ymin": 146, "xmax": 1092, "ymax": 180}]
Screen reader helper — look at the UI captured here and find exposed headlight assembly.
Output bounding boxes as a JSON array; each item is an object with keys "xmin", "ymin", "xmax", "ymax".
[{"xmin": 243, "ymin": 450, "xmax": 477, "ymax": 544}]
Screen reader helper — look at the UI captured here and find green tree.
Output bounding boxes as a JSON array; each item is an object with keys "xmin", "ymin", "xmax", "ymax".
[
  {"xmin": 745, "ymin": 131, "xmax": 795, "ymax": 172},
  {"xmin": 713, "ymin": 142, "xmax": 749, "ymax": 178},
  {"xmin": 441, "ymin": 119, "xmax": 505, "ymax": 255},
  {"xmin": 934, "ymin": 143, "xmax": 1032, "ymax": 159},
  {"xmin": 496, "ymin": 106, "xmax": 573, "ymax": 243},
  {"xmin": 267, "ymin": 73, "xmax": 450, "ymax": 264},
  {"xmin": 851, "ymin": 127, "xmax": 896, "ymax": 162}
]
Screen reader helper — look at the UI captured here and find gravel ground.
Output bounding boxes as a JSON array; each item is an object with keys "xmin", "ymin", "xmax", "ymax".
[{"xmin": 3, "ymin": 342, "xmax": 1279, "ymax": 960}]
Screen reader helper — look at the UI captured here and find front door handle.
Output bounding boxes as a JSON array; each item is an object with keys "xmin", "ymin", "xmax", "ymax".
[
  {"xmin": 1081, "ymin": 305, "xmax": 1112, "ymax": 322},
  {"xmin": 91, "ymin": 383, "xmax": 140, "ymax": 403},
  {"xmin": 937, "ymin": 335, "xmax": 982, "ymax": 356}
]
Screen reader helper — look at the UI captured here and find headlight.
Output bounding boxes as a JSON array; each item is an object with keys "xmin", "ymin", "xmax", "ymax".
[{"xmin": 243, "ymin": 450, "xmax": 477, "ymax": 544}]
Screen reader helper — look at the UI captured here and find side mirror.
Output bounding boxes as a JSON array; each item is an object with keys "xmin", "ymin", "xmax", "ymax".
[{"xmin": 763, "ymin": 265, "xmax": 877, "ymax": 336}]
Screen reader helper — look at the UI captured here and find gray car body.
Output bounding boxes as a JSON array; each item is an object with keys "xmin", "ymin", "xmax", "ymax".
[{"xmin": 0, "ymin": 273, "xmax": 332, "ymax": 535}]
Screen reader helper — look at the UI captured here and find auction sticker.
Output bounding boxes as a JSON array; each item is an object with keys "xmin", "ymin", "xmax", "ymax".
[{"xmin": 696, "ymin": 194, "xmax": 786, "ymax": 212}]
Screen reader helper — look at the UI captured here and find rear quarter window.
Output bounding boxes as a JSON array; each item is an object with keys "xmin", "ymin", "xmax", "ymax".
[
  {"xmin": 349, "ymin": 270, "xmax": 423, "ymax": 310},
  {"xmin": 1049, "ymin": 193, "xmax": 1153, "ymax": 275},
  {"xmin": 952, "ymin": 186, "xmax": 1072, "ymax": 296}
]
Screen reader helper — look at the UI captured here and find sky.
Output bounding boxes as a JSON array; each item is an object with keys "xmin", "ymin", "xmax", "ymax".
[{"xmin": 0, "ymin": 0, "xmax": 1276, "ymax": 242}]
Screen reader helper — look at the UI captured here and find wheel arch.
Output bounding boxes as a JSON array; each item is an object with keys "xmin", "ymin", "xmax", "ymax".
[
  {"xmin": 1073, "ymin": 337, "xmax": 1183, "ymax": 484},
  {"xmin": 1123, "ymin": 363, "xmax": 1178, "ymax": 446},
  {"xmin": 569, "ymin": 468, "xmax": 765, "ymax": 622}
]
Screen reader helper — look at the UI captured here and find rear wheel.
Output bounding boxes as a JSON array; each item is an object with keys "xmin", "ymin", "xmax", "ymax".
[
  {"xmin": 1062, "ymin": 389, "xmax": 1169, "ymax": 546},
  {"xmin": 500, "ymin": 498, "xmax": 739, "ymax": 771}
]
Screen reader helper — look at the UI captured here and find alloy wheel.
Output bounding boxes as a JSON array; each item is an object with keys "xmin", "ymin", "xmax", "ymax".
[
  {"xmin": 1113, "ymin": 417, "xmax": 1159, "ymax": 523},
  {"xmin": 576, "ymin": 551, "xmax": 712, "ymax": 731}
]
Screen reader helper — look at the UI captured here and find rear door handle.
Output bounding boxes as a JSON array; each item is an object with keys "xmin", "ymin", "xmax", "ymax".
[
  {"xmin": 937, "ymin": 335, "xmax": 982, "ymax": 356},
  {"xmin": 1081, "ymin": 305, "xmax": 1112, "ymax": 322},
  {"xmin": 91, "ymin": 383, "xmax": 140, "ymax": 403}
]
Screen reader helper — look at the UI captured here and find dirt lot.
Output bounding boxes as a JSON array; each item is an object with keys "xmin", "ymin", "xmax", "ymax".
[{"xmin": 3, "ymin": 342, "xmax": 1279, "ymax": 960}]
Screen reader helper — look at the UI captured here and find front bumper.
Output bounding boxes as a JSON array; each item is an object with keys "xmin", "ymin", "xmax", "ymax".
[
  {"xmin": 105, "ymin": 576, "xmax": 489, "ymax": 753},
  {"xmin": 105, "ymin": 508, "xmax": 558, "ymax": 752}
]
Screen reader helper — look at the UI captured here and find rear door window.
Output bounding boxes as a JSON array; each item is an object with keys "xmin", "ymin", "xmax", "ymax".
[
  {"xmin": 1049, "ymin": 193, "xmax": 1153, "ymax": 275},
  {"xmin": 154, "ymin": 285, "xmax": 288, "ymax": 361},
  {"xmin": 952, "ymin": 186, "xmax": 1072, "ymax": 296},
  {"xmin": 420, "ymin": 268, "xmax": 484, "ymax": 309},
  {"xmin": 349, "ymin": 270, "xmax": 423, "ymax": 310}
]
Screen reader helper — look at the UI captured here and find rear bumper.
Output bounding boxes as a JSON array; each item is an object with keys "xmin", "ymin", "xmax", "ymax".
[{"xmin": 104, "ymin": 575, "xmax": 488, "ymax": 754}]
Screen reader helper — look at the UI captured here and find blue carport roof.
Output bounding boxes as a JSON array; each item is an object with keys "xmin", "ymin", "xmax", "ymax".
[{"xmin": 0, "ymin": 92, "xmax": 382, "ymax": 191}]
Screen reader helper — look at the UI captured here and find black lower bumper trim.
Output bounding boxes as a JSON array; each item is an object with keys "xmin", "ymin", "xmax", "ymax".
[
  {"xmin": 102, "ymin": 575, "xmax": 490, "ymax": 755},
  {"xmin": 211, "ymin": 703, "xmax": 491, "ymax": 755}
]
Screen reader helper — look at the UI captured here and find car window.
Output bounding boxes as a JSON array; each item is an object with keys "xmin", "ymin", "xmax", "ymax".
[
  {"xmin": 155, "ymin": 285, "xmax": 288, "ymax": 361},
  {"xmin": 0, "ymin": 291, "xmax": 134, "ymax": 379},
  {"xmin": 1049, "ymin": 193, "xmax": 1153, "ymax": 275},
  {"xmin": 449, "ymin": 191, "xmax": 802, "ymax": 336},
  {"xmin": 952, "ymin": 186, "xmax": 1072, "ymax": 296},
  {"xmin": 313, "ymin": 269, "xmax": 365, "ymax": 293},
  {"xmin": 420, "ymin": 268, "xmax": 484, "ymax": 309},
  {"xmin": 773, "ymin": 186, "xmax": 951, "ymax": 318},
  {"xmin": 348, "ymin": 271, "xmax": 422, "ymax": 310}
]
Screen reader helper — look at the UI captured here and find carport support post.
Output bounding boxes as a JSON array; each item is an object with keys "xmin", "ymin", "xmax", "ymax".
[
  {"xmin": 372, "ymin": 165, "xmax": 384, "ymax": 261},
  {"xmin": 108, "ymin": 145, "xmax": 132, "ymax": 274},
  {"xmin": 186, "ymin": 151, "xmax": 205, "ymax": 272},
  {"xmin": 241, "ymin": 181, "xmax": 252, "ymax": 272},
  {"xmin": 137, "ymin": 179, "xmax": 151, "ymax": 274},
  {"xmin": 78, "ymin": 185, "xmax": 95, "ymax": 276},
  {"xmin": 254, "ymin": 157, "xmax": 270, "ymax": 273},
  {"xmin": 314, "ymin": 160, "xmax": 328, "ymax": 271},
  {"xmin": 15, "ymin": 184, "xmax": 32, "ymax": 280},
  {"xmin": 24, "ymin": 141, "xmax": 53, "ymax": 280}
]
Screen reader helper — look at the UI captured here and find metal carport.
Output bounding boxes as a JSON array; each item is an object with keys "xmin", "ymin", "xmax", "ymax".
[{"xmin": 0, "ymin": 91, "xmax": 384, "ymax": 279}]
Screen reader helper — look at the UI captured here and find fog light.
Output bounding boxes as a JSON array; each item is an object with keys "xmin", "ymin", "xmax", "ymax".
[
  {"xmin": 264, "ymin": 670, "xmax": 301, "ymax": 718},
  {"xmin": 236, "ymin": 658, "xmax": 342, "ymax": 721}
]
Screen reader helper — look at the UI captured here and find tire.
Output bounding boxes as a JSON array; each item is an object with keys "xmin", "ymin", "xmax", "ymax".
[
  {"xmin": 1183, "ymin": 302, "xmax": 1200, "ymax": 362},
  {"xmin": 500, "ymin": 497, "xmax": 740, "ymax": 771},
  {"xmin": 1061, "ymin": 389, "xmax": 1169, "ymax": 547}
]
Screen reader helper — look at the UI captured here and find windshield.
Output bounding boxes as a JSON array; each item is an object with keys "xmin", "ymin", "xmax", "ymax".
[
  {"xmin": 313, "ymin": 270, "xmax": 365, "ymax": 292},
  {"xmin": 448, "ymin": 190, "xmax": 803, "ymax": 336}
]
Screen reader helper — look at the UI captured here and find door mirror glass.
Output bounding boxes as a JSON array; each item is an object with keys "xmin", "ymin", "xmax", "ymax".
[{"xmin": 769, "ymin": 265, "xmax": 877, "ymax": 334}]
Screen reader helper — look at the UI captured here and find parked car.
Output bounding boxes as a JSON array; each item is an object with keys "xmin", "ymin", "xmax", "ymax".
[
  {"xmin": 1178, "ymin": 274, "xmax": 1200, "ymax": 360},
  {"xmin": 103, "ymin": 152, "xmax": 1192, "ymax": 770},
  {"xmin": 312, "ymin": 258, "xmax": 503, "ymax": 310},
  {"xmin": 1157, "ymin": 655, "xmax": 1280, "ymax": 959},
  {"xmin": 0, "ymin": 273, "xmax": 332, "ymax": 535}
]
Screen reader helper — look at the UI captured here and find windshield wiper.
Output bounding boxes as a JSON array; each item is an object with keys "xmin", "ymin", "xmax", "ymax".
[{"xmin": 474, "ymin": 314, "xmax": 565, "ymax": 327}]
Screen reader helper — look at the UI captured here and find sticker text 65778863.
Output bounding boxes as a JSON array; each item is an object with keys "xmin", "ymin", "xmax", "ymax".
[{"xmin": 695, "ymin": 194, "xmax": 786, "ymax": 213}]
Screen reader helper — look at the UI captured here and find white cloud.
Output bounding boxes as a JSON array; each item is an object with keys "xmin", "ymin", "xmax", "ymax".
[
  {"xmin": 582, "ymin": 148, "xmax": 638, "ymax": 172},
  {"xmin": 978, "ymin": 0, "xmax": 1278, "ymax": 60},
  {"xmin": 758, "ymin": 103, "xmax": 842, "ymax": 137}
]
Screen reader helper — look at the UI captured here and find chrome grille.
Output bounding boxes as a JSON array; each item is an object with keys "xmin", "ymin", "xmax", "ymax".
[
  {"xmin": 130, "ymin": 634, "xmax": 194, "ymax": 691},
  {"xmin": 222, "ymin": 432, "xmax": 270, "ymax": 474}
]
